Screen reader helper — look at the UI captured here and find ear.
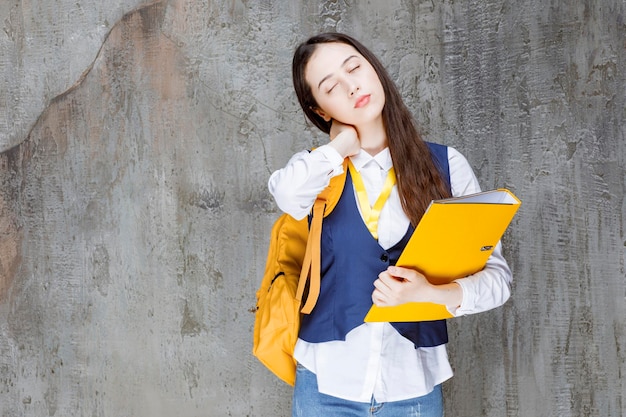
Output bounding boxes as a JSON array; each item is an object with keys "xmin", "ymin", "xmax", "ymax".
[{"xmin": 312, "ymin": 107, "xmax": 332, "ymax": 122}]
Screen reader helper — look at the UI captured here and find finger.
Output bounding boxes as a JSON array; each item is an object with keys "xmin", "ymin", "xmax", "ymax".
[
  {"xmin": 377, "ymin": 274, "xmax": 397, "ymax": 290},
  {"xmin": 372, "ymin": 289, "xmax": 380, "ymax": 305},
  {"xmin": 378, "ymin": 271, "xmax": 406, "ymax": 290},
  {"xmin": 372, "ymin": 289, "xmax": 388, "ymax": 306},
  {"xmin": 373, "ymin": 277, "xmax": 391, "ymax": 294},
  {"xmin": 387, "ymin": 266, "xmax": 417, "ymax": 282}
]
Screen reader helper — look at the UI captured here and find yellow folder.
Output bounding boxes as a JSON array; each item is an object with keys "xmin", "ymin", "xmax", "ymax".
[{"xmin": 364, "ymin": 188, "xmax": 521, "ymax": 323}]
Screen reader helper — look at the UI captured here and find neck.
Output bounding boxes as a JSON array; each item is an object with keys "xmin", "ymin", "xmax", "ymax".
[{"xmin": 356, "ymin": 117, "xmax": 388, "ymax": 156}]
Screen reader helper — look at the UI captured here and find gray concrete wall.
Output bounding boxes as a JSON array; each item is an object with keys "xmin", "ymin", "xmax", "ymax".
[{"xmin": 0, "ymin": 1, "xmax": 624, "ymax": 416}]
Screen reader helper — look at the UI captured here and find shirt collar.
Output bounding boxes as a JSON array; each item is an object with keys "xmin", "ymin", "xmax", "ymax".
[{"xmin": 349, "ymin": 147, "xmax": 392, "ymax": 172}]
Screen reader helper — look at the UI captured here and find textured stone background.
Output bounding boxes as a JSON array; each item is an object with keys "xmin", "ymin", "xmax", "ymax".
[{"xmin": 0, "ymin": 1, "xmax": 624, "ymax": 416}]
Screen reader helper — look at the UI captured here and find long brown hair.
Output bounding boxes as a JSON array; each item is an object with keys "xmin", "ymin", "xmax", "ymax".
[{"xmin": 292, "ymin": 32, "xmax": 451, "ymax": 226}]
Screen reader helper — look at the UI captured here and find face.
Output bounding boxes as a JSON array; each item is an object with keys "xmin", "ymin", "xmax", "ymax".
[{"xmin": 304, "ymin": 42, "xmax": 385, "ymax": 128}]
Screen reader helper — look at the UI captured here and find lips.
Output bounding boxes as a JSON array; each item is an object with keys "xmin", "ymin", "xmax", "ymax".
[{"xmin": 354, "ymin": 94, "xmax": 371, "ymax": 109}]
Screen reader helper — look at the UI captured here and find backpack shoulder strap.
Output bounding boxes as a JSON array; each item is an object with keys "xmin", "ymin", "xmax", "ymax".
[
  {"xmin": 296, "ymin": 158, "xmax": 348, "ymax": 314},
  {"xmin": 316, "ymin": 158, "xmax": 348, "ymax": 216}
]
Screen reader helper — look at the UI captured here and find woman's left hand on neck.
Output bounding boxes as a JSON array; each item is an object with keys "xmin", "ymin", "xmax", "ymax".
[{"xmin": 329, "ymin": 121, "xmax": 361, "ymax": 158}]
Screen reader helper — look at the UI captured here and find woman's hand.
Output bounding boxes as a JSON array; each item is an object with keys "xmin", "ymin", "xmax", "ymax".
[
  {"xmin": 372, "ymin": 266, "xmax": 432, "ymax": 306},
  {"xmin": 372, "ymin": 266, "xmax": 463, "ymax": 309},
  {"xmin": 329, "ymin": 120, "xmax": 360, "ymax": 158}
]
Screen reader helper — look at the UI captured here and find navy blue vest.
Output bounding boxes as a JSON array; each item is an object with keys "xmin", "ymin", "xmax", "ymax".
[{"xmin": 299, "ymin": 142, "xmax": 451, "ymax": 348}]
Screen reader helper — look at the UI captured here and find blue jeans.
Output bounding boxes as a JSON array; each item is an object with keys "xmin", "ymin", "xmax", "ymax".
[{"xmin": 292, "ymin": 364, "xmax": 444, "ymax": 417}]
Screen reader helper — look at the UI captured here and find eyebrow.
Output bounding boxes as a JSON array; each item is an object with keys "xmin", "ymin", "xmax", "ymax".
[{"xmin": 317, "ymin": 55, "xmax": 359, "ymax": 90}]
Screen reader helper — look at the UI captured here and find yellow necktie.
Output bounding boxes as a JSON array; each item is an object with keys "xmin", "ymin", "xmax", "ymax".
[{"xmin": 347, "ymin": 160, "xmax": 396, "ymax": 240}]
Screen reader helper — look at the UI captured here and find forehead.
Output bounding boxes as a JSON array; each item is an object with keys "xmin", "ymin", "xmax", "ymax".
[{"xmin": 305, "ymin": 42, "xmax": 363, "ymax": 84}]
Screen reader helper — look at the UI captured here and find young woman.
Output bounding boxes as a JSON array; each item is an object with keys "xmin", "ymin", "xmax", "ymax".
[{"xmin": 268, "ymin": 33, "xmax": 512, "ymax": 417}]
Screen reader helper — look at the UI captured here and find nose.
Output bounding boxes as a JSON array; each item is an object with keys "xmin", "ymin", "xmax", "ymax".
[{"xmin": 349, "ymin": 84, "xmax": 360, "ymax": 96}]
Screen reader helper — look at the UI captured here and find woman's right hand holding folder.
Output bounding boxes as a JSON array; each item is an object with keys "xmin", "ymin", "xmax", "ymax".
[{"xmin": 372, "ymin": 265, "xmax": 463, "ymax": 312}]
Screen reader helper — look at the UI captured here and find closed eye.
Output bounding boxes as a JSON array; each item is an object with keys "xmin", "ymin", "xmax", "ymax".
[{"xmin": 348, "ymin": 65, "xmax": 360, "ymax": 73}]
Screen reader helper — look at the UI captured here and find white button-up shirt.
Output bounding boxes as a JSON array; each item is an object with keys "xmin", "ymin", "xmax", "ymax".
[{"xmin": 268, "ymin": 144, "xmax": 512, "ymax": 402}]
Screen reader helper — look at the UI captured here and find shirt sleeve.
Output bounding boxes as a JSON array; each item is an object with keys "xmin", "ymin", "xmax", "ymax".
[
  {"xmin": 268, "ymin": 144, "xmax": 345, "ymax": 220},
  {"xmin": 446, "ymin": 146, "xmax": 513, "ymax": 316}
]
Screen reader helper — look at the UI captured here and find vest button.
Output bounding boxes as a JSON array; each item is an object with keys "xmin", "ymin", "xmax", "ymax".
[{"xmin": 380, "ymin": 253, "xmax": 389, "ymax": 262}]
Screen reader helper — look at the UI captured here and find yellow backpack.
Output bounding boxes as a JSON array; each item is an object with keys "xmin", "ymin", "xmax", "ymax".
[{"xmin": 252, "ymin": 160, "xmax": 347, "ymax": 385}]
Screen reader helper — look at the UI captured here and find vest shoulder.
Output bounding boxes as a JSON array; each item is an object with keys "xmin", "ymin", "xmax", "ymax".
[{"xmin": 425, "ymin": 141, "xmax": 448, "ymax": 152}]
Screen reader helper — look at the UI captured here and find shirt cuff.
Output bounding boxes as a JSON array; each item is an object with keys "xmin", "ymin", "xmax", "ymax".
[
  {"xmin": 313, "ymin": 145, "xmax": 345, "ymax": 176},
  {"xmin": 450, "ymin": 278, "xmax": 474, "ymax": 316}
]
